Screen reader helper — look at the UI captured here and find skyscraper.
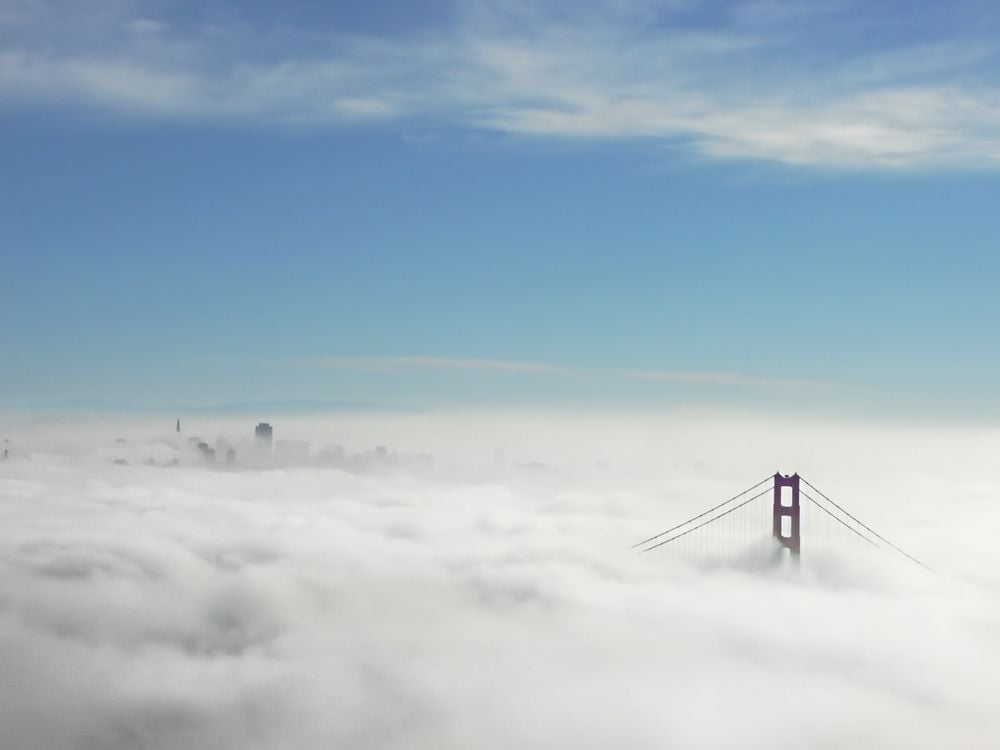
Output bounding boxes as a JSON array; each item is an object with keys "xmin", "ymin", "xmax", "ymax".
[{"xmin": 255, "ymin": 422, "xmax": 273, "ymax": 448}]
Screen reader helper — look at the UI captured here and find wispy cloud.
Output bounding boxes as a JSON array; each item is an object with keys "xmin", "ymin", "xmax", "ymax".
[
  {"xmin": 625, "ymin": 368, "xmax": 836, "ymax": 390},
  {"xmin": 4, "ymin": 0, "xmax": 1000, "ymax": 168},
  {"xmin": 304, "ymin": 355, "xmax": 837, "ymax": 390},
  {"xmin": 312, "ymin": 356, "xmax": 574, "ymax": 375}
]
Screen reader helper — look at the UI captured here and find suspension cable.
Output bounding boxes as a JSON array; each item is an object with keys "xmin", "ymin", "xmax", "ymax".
[
  {"xmin": 801, "ymin": 491, "xmax": 881, "ymax": 551},
  {"xmin": 801, "ymin": 478, "xmax": 931, "ymax": 571},
  {"xmin": 631, "ymin": 475, "xmax": 773, "ymax": 550},
  {"xmin": 638, "ymin": 487, "xmax": 772, "ymax": 554}
]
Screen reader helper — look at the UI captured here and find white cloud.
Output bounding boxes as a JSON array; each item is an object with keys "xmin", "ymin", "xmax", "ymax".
[
  {"xmin": 2, "ymin": 1, "xmax": 1000, "ymax": 168},
  {"xmin": 1, "ymin": 411, "xmax": 999, "ymax": 748}
]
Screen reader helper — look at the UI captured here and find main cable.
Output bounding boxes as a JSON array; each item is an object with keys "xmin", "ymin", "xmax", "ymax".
[
  {"xmin": 631, "ymin": 475, "xmax": 773, "ymax": 550},
  {"xmin": 638, "ymin": 487, "xmax": 772, "ymax": 554},
  {"xmin": 801, "ymin": 491, "xmax": 881, "ymax": 551},
  {"xmin": 801, "ymin": 478, "xmax": 931, "ymax": 571}
]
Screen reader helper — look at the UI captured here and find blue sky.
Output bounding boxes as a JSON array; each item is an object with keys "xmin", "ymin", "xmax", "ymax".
[{"xmin": 2, "ymin": 0, "xmax": 1000, "ymax": 418}]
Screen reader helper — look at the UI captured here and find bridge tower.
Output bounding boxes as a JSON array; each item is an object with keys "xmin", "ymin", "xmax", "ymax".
[{"xmin": 773, "ymin": 472, "xmax": 801, "ymax": 557}]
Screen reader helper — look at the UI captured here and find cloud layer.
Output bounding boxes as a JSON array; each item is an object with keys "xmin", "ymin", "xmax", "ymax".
[
  {"xmin": 4, "ymin": 0, "xmax": 1000, "ymax": 168},
  {"xmin": 1, "ymin": 411, "xmax": 999, "ymax": 748}
]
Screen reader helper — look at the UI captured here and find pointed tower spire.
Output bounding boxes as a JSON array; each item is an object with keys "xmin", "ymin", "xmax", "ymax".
[{"xmin": 176, "ymin": 418, "xmax": 181, "ymax": 433}]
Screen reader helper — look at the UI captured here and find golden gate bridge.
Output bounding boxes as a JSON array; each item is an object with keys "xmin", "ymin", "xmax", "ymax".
[{"xmin": 633, "ymin": 472, "xmax": 930, "ymax": 570}]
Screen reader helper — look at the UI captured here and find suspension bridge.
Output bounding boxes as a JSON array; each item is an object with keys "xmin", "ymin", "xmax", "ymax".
[{"xmin": 633, "ymin": 472, "xmax": 930, "ymax": 570}]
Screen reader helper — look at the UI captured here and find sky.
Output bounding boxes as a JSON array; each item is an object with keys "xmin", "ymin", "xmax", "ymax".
[{"xmin": 3, "ymin": 0, "xmax": 1000, "ymax": 419}]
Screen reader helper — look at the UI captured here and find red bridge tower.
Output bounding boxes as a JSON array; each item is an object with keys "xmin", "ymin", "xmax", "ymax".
[{"xmin": 773, "ymin": 472, "xmax": 801, "ymax": 557}]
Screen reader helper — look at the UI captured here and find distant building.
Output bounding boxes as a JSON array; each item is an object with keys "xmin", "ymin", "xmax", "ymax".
[
  {"xmin": 276, "ymin": 440, "xmax": 310, "ymax": 465},
  {"xmin": 176, "ymin": 419, "xmax": 181, "ymax": 433},
  {"xmin": 188, "ymin": 436, "xmax": 215, "ymax": 462},
  {"xmin": 216, "ymin": 438, "xmax": 234, "ymax": 466},
  {"xmin": 315, "ymin": 444, "xmax": 346, "ymax": 467},
  {"xmin": 255, "ymin": 422, "xmax": 273, "ymax": 448}
]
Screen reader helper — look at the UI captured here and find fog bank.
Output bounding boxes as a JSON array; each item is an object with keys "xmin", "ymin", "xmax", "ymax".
[{"xmin": 1, "ymin": 411, "xmax": 998, "ymax": 748}]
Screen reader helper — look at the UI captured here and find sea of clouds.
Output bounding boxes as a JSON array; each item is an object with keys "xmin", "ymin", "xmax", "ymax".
[{"xmin": 1, "ymin": 410, "xmax": 998, "ymax": 749}]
